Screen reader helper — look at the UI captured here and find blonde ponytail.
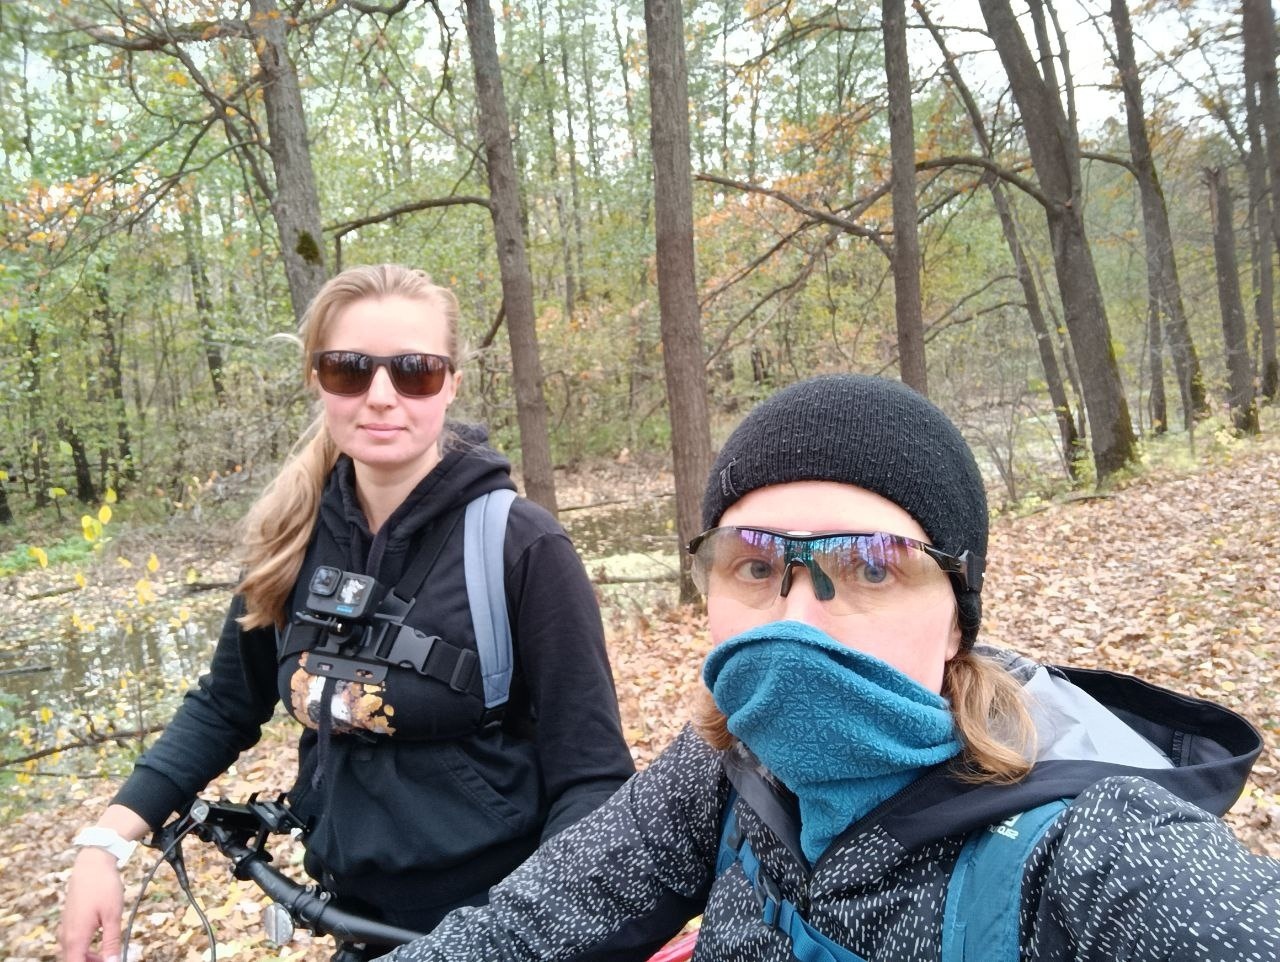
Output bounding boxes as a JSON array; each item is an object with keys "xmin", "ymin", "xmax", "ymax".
[{"xmin": 236, "ymin": 418, "xmax": 338, "ymax": 629}]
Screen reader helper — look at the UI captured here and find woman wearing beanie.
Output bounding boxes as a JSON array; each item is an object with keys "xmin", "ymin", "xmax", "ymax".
[{"xmin": 380, "ymin": 374, "xmax": 1280, "ymax": 962}]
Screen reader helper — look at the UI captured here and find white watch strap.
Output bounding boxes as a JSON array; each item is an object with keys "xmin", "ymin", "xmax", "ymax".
[{"xmin": 72, "ymin": 827, "xmax": 138, "ymax": 867}]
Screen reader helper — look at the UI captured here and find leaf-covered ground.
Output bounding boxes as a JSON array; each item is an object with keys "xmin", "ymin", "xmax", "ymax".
[{"xmin": 2, "ymin": 434, "xmax": 1278, "ymax": 961}]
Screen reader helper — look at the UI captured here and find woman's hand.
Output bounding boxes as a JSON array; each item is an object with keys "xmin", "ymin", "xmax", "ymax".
[
  {"xmin": 60, "ymin": 806, "xmax": 150, "ymax": 962},
  {"xmin": 60, "ymin": 846, "xmax": 125, "ymax": 962}
]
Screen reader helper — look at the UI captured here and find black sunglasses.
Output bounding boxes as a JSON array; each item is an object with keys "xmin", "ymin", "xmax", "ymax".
[{"xmin": 311, "ymin": 351, "xmax": 454, "ymax": 398}]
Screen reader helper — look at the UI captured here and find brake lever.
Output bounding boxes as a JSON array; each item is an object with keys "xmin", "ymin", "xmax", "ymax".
[{"xmin": 149, "ymin": 809, "xmax": 198, "ymax": 890}]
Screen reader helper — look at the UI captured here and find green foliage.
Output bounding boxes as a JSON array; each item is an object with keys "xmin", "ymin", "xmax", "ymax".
[
  {"xmin": 0, "ymin": 0, "xmax": 1265, "ymax": 524},
  {"xmin": 0, "ymin": 534, "xmax": 94, "ymax": 577}
]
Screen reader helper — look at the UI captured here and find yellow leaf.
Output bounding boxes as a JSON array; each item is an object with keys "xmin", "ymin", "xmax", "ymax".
[
  {"xmin": 147, "ymin": 553, "xmax": 159, "ymax": 573},
  {"xmin": 164, "ymin": 69, "xmax": 189, "ymax": 86},
  {"xmin": 81, "ymin": 515, "xmax": 102, "ymax": 542},
  {"xmin": 74, "ymin": 571, "xmax": 86, "ymax": 588},
  {"xmin": 136, "ymin": 578, "xmax": 156, "ymax": 604},
  {"xmin": 185, "ymin": 567, "xmax": 198, "ymax": 584},
  {"xmin": 39, "ymin": 706, "xmax": 53, "ymax": 724},
  {"xmin": 98, "ymin": 503, "xmax": 112, "ymax": 524},
  {"xmin": 117, "ymin": 557, "xmax": 133, "ymax": 568},
  {"xmin": 105, "ymin": 487, "xmax": 117, "ymax": 503},
  {"xmin": 28, "ymin": 546, "xmax": 48, "ymax": 568},
  {"xmin": 49, "ymin": 486, "xmax": 67, "ymax": 498},
  {"xmin": 0, "ymin": 470, "xmax": 7, "ymax": 481}
]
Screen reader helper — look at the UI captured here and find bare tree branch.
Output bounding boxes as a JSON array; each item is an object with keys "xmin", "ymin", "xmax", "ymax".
[
  {"xmin": 696, "ymin": 172, "xmax": 892, "ymax": 256},
  {"xmin": 915, "ymin": 154, "xmax": 1051, "ymax": 207},
  {"xmin": 1079, "ymin": 150, "xmax": 1137, "ymax": 176},
  {"xmin": 328, "ymin": 195, "xmax": 491, "ymax": 238}
]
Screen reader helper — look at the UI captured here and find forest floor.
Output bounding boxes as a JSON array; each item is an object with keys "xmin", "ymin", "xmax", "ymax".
[{"xmin": 2, "ymin": 429, "xmax": 1279, "ymax": 961}]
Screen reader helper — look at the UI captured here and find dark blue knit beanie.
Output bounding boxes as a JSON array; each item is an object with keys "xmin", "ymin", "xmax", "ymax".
[{"xmin": 701, "ymin": 374, "xmax": 988, "ymax": 645}]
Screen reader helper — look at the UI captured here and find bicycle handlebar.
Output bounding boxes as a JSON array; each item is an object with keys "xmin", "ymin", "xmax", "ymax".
[
  {"xmin": 150, "ymin": 794, "xmax": 426, "ymax": 949},
  {"xmin": 146, "ymin": 793, "xmax": 699, "ymax": 962},
  {"xmin": 213, "ymin": 828, "xmax": 426, "ymax": 946}
]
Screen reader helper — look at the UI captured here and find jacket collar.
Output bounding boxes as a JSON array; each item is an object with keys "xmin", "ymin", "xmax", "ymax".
[{"xmin": 720, "ymin": 647, "xmax": 1262, "ymax": 861}]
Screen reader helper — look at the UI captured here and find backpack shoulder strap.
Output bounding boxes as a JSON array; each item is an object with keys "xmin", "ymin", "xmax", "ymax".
[
  {"xmin": 716, "ymin": 789, "xmax": 870, "ymax": 962},
  {"xmin": 464, "ymin": 488, "xmax": 516, "ymax": 711},
  {"xmin": 940, "ymin": 798, "xmax": 1069, "ymax": 962}
]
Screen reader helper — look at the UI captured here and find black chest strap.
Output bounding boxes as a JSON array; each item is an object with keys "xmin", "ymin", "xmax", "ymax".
[{"xmin": 280, "ymin": 509, "xmax": 485, "ymax": 699}]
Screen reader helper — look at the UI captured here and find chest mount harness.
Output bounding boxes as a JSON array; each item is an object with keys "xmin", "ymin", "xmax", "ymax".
[{"xmin": 278, "ymin": 489, "xmax": 516, "ymax": 723}]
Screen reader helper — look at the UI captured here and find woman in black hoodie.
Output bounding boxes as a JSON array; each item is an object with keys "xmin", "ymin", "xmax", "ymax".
[{"xmin": 59, "ymin": 264, "xmax": 635, "ymax": 960}]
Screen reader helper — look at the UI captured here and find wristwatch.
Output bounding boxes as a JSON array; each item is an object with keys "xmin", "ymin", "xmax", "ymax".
[{"xmin": 72, "ymin": 827, "xmax": 138, "ymax": 867}]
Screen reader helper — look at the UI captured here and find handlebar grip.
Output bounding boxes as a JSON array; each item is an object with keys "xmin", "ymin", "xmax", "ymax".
[{"xmin": 224, "ymin": 839, "xmax": 427, "ymax": 947}]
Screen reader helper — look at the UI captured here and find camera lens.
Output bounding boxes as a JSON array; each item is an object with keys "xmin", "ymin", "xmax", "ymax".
[{"xmin": 309, "ymin": 566, "xmax": 341, "ymax": 596}]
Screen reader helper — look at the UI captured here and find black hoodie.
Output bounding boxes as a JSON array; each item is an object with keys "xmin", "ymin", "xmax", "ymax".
[{"xmin": 115, "ymin": 434, "xmax": 634, "ymax": 928}]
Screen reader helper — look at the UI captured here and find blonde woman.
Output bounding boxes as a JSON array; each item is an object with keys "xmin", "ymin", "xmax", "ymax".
[{"xmin": 60, "ymin": 265, "xmax": 634, "ymax": 960}]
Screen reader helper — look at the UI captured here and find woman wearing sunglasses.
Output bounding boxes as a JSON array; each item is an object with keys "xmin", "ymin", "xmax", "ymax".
[
  {"xmin": 378, "ymin": 373, "xmax": 1280, "ymax": 962},
  {"xmin": 60, "ymin": 264, "xmax": 635, "ymax": 960}
]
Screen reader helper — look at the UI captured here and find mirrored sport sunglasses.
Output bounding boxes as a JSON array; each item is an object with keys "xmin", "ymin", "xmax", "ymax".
[
  {"xmin": 686, "ymin": 526, "xmax": 984, "ymax": 614},
  {"xmin": 311, "ymin": 351, "xmax": 454, "ymax": 398}
]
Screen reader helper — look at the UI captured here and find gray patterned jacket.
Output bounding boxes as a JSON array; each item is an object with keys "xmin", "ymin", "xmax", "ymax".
[{"xmin": 380, "ymin": 651, "xmax": 1280, "ymax": 961}]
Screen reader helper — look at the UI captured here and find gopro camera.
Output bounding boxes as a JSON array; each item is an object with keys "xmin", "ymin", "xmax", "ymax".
[
  {"xmin": 305, "ymin": 566, "xmax": 385, "ymax": 621},
  {"xmin": 286, "ymin": 564, "xmax": 439, "ymax": 686}
]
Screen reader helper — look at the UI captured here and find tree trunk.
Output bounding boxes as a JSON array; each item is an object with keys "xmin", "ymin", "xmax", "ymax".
[
  {"xmin": 611, "ymin": 8, "xmax": 641, "ymax": 164},
  {"xmin": 556, "ymin": 0, "xmax": 587, "ymax": 302},
  {"xmin": 1206, "ymin": 168, "xmax": 1261, "ymax": 434},
  {"xmin": 57, "ymin": 418, "xmax": 98, "ymax": 504},
  {"xmin": 645, "ymin": 0, "xmax": 714, "ymax": 602},
  {"xmin": 1243, "ymin": 0, "xmax": 1280, "ymax": 400},
  {"xmin": 579, "ymin": 29, "xmax": 602, "ymax": 184},
  {"xmin": 1144, "ymin": 300, "xmax": 1167, "ymax": 435},
  {"xmin": 1109, "ymin": 0, "xmax": 1207, "ymax": 429},
  {"xmin": 536, "ymin": 0, "xmax": 576, "ymax": 323},
  {"xmin": 1244, "ymin": 0, "xmax": 1280, "ymax": 261},
  {"xmin": 248, "ymin": 0, "xmax": 327, "ymax": 325},
  {"xmin": 978, "ymin": 0, "xmax": 1138, "ymax": 481},
  {"xmin": 882, "ymin": 0, "xmax": 927, "ymax": 394},
  {"xmin": 1244, "ymin": 77, "xmax": 1279, "ymax": 404},
  {"xmin": 181, "ymin": 190, "xmax": 226, "ymax": 402},
  {"xmin": 465, "ymin": 0, "xmax": 559, "ymax": 514},
  {"xmin": 92, "ymin": 271, "xmax": 135, "ymax": 489},
  {"xmin": 917, "ymin": 7, "xmax": 1083, "ymax": 475},
  {"xmin": 24, "ymin": 327, "xmax": 50, "ymax": 508}
]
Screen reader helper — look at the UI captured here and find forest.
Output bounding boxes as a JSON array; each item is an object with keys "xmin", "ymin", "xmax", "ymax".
[
  {"xmin": 2, "ymin": 2, "xmax": 1280, "ymax": 957},
  {"xmin": 0, "ymin": 0, "xmax": 1276, "ymax": 551}
]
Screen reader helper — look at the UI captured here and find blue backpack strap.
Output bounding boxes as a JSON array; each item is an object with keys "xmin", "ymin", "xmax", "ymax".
[
  {"xmin": 463, "ymin": 489, "xmax": 516, "ymax": 711},
  {"xmin": 940, "ymin": 799, "xmax": 1069, "ymax": 962},
  {"xmin": 715, "ymin": 787, "xmax": 741, "ymax": 876},
  {"xmin": 716, "ymin": 789, "xmax": 870, "ymax": 962}
]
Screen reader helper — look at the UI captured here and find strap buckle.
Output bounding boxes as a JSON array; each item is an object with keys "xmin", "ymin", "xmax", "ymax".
[
  {"xmin": 754, "ymin": 864, "xmax": 784, "ymax": 927},
  {"xmin": 726, "ymin": 817, "xmax": 744, "ymax": 853},
  {"xmin": 450, "ymin": 648, "xmax": 478, "ymax": 693}
]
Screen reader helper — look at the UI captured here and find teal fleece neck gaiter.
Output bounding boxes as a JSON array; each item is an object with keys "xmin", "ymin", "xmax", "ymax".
[{"xmin": 703, "ymin": 620, "xmax": 962, "ymax": 863}]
